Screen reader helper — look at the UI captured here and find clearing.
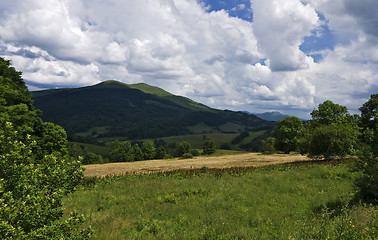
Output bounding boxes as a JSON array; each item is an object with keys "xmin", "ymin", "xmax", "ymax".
[{"xmin": 83, "ymin": 153, "xmax": 312, "ymax": 177}]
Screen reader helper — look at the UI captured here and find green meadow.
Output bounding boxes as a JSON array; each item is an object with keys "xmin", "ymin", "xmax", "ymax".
[{"xmin": 64, "ymin": 162, "xmax": 377, "ymax": 239}]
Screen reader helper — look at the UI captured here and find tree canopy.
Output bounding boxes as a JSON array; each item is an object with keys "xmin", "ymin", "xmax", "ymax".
[
  {"xmin": 354, "ymin": 94, "xmax": 378, "ymax": 202},
  {"xmin": 0, "ymin": 57, "xmax": 91, "ymax": 239},
  {"xmin": 272, "ymin": 116, "xmax": 304, "ymax": 153},
  {"xmin": 300, "ymin": 100, "xmax": 360, "ymax": 160}
]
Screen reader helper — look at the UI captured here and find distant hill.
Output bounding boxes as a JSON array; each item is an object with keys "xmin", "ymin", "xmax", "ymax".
[
  {"xmin": 253, "ymin": 111, "xmax": 290, "ymax": 121},
  {"xmin": 32, "ymin": 81, "xmax": 274, "ymax": 142}
]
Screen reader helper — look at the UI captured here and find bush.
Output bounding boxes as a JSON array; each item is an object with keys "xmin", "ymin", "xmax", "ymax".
[
  {"xmin": 175, "ymin": 142, "xmax": 191, "ymax": 157},
  {"xmin": 191, "ymin": 149, "xmax": 200, "ymax": 156},
  {"xmin": 202, "ymin": 140, "xmax": 216, "ymax": 155},
  {"xmin": 181, "ymin": 153, "xmax": 193, "ymax": 159},
  {"xmin": 261, "ymin": 137, "xmax": 276, "ymax": 154}
]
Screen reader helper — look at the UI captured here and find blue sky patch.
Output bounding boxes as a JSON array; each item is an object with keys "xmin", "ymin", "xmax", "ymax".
[{"xmin": 201, "ymin": 0, "xmax": 252, "ymax": 21}]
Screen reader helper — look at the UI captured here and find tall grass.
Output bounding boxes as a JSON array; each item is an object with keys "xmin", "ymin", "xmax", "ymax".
[{"xmin": 64, "ymin": 164, "xmax": 377, "ymax": 239}]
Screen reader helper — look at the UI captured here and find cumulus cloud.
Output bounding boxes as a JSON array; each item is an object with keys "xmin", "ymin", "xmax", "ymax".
[
  {"xmin": 252, "ymin": 0, "xmax": 319, "ymax": 71},
  {"xmin": 0, "ymin": 0, "xmax": 377, "ymax": 118}
]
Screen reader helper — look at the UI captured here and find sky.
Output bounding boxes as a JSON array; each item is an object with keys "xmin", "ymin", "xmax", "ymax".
[{"xmin": 0, "ymin": 0, "xmax": 377, "ymax": 119}]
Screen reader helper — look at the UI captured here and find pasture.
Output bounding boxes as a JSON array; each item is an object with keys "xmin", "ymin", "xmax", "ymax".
[{"xmin": 64, "ymin": 156, "xmax": 377, "ymax": 239}]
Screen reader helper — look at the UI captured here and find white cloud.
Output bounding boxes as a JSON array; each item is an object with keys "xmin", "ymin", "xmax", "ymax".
[
  {"xmin": 0, "ymin": 0, "xmax": 377, "ymax": 118},
  {"xmin": 252, "ymin": 0, "xmax": 319, "ymax": 71}
]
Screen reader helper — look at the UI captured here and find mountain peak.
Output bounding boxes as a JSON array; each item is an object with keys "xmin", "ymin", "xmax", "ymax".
[
  {"xmin": 93, "ymin": 80, "xmax": 129, "ymax": 88},
  {"xmin": 128, "ymin": 83, "xmax": 173, "ymax": 97}
]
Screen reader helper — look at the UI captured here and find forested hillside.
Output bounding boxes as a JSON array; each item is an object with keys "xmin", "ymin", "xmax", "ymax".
[{"xmin": 32, "ymin": 81, "xmax": 274, "ymax": 142}]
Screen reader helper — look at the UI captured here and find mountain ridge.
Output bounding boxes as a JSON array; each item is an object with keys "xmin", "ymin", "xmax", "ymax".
[{"xmin": 31, "ymin": 81, "xmax": 274, "ymax": 142}]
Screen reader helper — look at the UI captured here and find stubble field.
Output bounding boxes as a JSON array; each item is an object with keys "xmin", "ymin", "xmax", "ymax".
[{"xmin": 83, "ymin": 153, "xmax": 312, "ymax": 177}]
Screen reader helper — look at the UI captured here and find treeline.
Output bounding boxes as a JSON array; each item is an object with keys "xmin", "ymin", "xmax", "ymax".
[
  {"xmin": 70, "ymin": 139, "xmax": 217, "ymax": 164},
  {"xmin": 262, "ymin": 97, "xmax": 377, "ymax": 203}
]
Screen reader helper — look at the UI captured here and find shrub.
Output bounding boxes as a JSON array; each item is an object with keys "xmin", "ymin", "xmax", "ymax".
[{"xmin": 181, "ymin": 153, "xmax": 193, "ymax": 159}]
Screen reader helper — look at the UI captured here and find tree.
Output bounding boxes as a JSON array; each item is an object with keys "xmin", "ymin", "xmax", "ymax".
[
  {"xmin": 108, "ymin": 140, "xmax": 133, "ymax": 162},
  {"xmin": 359, "ymin": 94, "xmax": 378, "ymax": 132},
  {"xmin": 142, "ymin": 140, "xmax": 156, "ymax": 160},
  {"xmin": 155, "ymin": 145, "xmax": 167, "ymax": 159},
  {"xmin": 310, "ymin": 100, "xmax": 349, "ymax": 126},
  {"xmin": 353, "ymin": 94, "xmax": 378, "ymax": 202},
  {"xmin": 261, "ymin": 137, "xmax": 276, "ymax": 154},
  {"xmin": 203, "ymin": 140, "xmax": 216, "ymax": 155},
  {"xmin": 175, "ymin": 142, "xmax": 191, "ymax": 157},
  {"xmin": 0, "ymin": 57, "xmax": 91, "ymax": 238},
  {"xmin": 301, "ymin": 122, "xmax": 359, "ymax": 160},
  {"xmin": 300, "ymin": 100, "xmax": 360, "ymax": 160},
  {"xmin": 272, "ymin": 116, "xmax": 304, "ymax": 153},
  {"xmin": 82, "ymin": 152, "xmax": 103, "ymax": 165},
  {"xmin": 131, "ymin": 144, "xmax": 144, "ymax": 161}
]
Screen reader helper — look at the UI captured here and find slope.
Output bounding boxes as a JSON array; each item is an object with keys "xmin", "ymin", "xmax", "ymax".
[{"xmin": 31, "ymin": 81, "xmax": 273, "ymax": 142}]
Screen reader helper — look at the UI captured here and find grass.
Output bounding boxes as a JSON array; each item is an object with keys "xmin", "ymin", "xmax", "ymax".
[
  {"xmin": 161, "ymin": 133, "xmax": 239, "ymax": 149},
  {"xmin": 75, "ymin": 126, "xmax": 110, "ymax": 139},
  {"xmin": 68, "ymin": 142, "xmax": 109, "ymax": 156},
  {"xmin": 64, "ymin": 162, "xmax": 377, "ymax": 239}
]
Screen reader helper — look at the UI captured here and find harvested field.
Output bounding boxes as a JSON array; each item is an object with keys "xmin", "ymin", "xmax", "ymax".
[{"xmin": 83, "ymin": 153, "xmax": 312, "ymax": 177}]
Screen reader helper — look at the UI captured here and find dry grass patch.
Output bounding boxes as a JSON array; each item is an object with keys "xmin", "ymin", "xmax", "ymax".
[{"xmin": 84, "ymin": 153, "xmax": 311, "ymax": 177}]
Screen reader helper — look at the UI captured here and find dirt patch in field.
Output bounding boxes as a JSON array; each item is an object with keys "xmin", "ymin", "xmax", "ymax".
[{"xmin": 84, "ymin": 153, "xmax": 312, "ymax": 177}]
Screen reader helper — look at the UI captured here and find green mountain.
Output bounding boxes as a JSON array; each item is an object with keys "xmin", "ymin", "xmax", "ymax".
[
  {"xmin": 31, "ymin": 81, "xmax": 273, "ymax": 142},
  {"xmin": 253, "ymin": 111, "xmax": 290, "ymax": 121}
]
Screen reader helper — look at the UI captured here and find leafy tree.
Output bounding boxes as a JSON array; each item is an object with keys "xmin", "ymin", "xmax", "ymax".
[
  {"xmin": 272, "ymin": 116, "xmax": 304, "ymax": 153},
  {"xmin": 300, "ymin": 101, "xmax": 360, "ymax": 160},
  {"xmin": 108, "ymin": 140, "xmax": 133, "ymax": 162},
  {"xmin": 310, "ymin": 100, "xmax": 349, "ymax": 126},
  {"xmin": 175, "ymin": 142, "xmax": 191, "ymax": 157},
  {"xmin": 142, "ymin": 140, "xmax": 156, "ymax": 160},
  {"xmin": 261, "ymin": 137, "xmax": 276, "ymax": 154},
  {"xmin": 301, "ymin": 123, "xmax": 359, "ymax": 160},
  {"xmin": 353, "ymin": 94, "xmax": 378, "ymax": 202},
  {"xmin": 191, "ymin": 149, "xmax": 200, "ymax": 156},
  {"xmin": 203, "ymin": 140, "xmax": 216, "ymax": 155},
  {"xmin": 131, "ymin": 144, "xmax": 144, "ymax": 161},
  {"xmin": 155, "ymin": 145, "xmax": 168, "ymax": 159},
  {"xmin": 0, "ymin": 58, "xmax": 91, "ymax": 238},
  {"xmin": 82, "ymin": 152, "xmax": 103, "ymax": 165},
  {"xmin": 358, "ymin": 94, "xmax": 378, "ymax": 132}
]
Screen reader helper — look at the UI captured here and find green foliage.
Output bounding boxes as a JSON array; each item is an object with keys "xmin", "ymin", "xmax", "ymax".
[
  {"xmin": 261, "ymin": 137, "xmax": 276, "ymax": 154},
  {"xmin": 359, "ymin": 94, "xmax": 378, "ymax": 132},
  {"xmin": 0, "ymin": 57, "xmax": 91, "ymax": 239},
  {"xmin": 301, "ymin": 122, "xmax": 360, "ymax": 160},
  {"xmin": 202, "ymin": 140, "xmax": 216, "ymax": 155},
  {"xmin": 175, "ymin": 142, "xmax": 191, "ymax": 157},
  {"xmin": 353, "ymin": 149, "xmax": 378, "ymax": 202},
  {"xmin": 131, "ymin": 144, "xmax": 144, "ymax": 161},
  {"xmin": 181, "ymin": 152, "xmax": 193, "ymax": 159},
  {"xmin": 272, "ymin": 116, "xmax": 304, "ymax": 153},
  {"xmin": 191, "ymin": 149, "xmax": 200, "ymax": 156},
  {"xmin": 142, "ymin": 140, "xmax": 156, "ymax": 160},
  {"xmin": 0, "ymin": 59, "xmax": 33, "ymax": 109},
  {"xmin": 301, "ymin": 100, "xmax": 360, "ymax": 160},
  {"xmin": 353, "ymin": 94, "xmax": 378, "ymax": 203},
  {"xmin": 108, "ymin": 140, "xmax": 133, "ymax": 162},
  {"xmin": 155, "ymin": 145, "xmax": 168, "ymax": 159},
  {"xmin": 82, "ymin": 152, "xmax": 104, "ymax": 165},
  {"xmin": 310, "ymin": 100, "xmax": 349, "ymax": 126}
]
